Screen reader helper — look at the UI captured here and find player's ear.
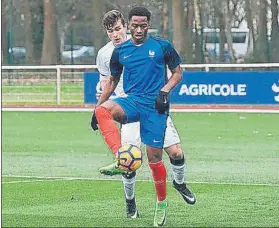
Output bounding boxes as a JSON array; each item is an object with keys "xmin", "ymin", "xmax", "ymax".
[{"xmin": 127, "ymin": 22, "xmax": 131, "ymax": 30}]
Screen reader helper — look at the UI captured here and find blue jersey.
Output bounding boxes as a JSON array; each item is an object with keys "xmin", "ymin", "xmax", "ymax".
[{"xmin": 110, "ymin": 36, "xmax": 182, "ymax": 105}]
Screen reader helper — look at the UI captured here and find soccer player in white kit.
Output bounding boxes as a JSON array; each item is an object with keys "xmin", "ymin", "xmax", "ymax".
[{"xmin": 94, "ymin": 10, "xmax": 196, "ymax": 218}]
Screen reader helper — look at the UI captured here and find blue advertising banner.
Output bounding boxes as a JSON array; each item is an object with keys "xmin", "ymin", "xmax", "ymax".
[
  {"xmin": 84, "ymin": 72, "xmax": 118, "ymax": 104},
  {"xmin": 84, "ymin": 72, "xmax": 99, "ymax": 104},
  {"xmin": 172, "ymin": 71, "xmax": 279, "ymax": 104},
  {"xmin": 84, "ymin": 71, "xmax": 279, "ymax": 105}
]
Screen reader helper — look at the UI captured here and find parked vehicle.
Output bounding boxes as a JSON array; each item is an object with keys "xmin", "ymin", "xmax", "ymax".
[
  {"xmin": 10, "ymin": 47, "xmax": 26, "ymax": 64},
  {"xmin": 62, "ymin": 45, "xmax": 96, "ymax": 64},
  {"xmin": 6, "ymin": 45, "xmax": 96, "ymax": 64},
  {"xmin": 203, "ymin": 27, "xmax": 250, "ymax": 59}
]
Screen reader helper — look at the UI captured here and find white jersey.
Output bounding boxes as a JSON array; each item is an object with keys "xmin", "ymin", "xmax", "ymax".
[{"xmin": 96, "ymin": 41, "xmax": 126, "ymax": 97}]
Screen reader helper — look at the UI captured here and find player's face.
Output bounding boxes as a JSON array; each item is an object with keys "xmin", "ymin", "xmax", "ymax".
[
  {"xmin": 106, "ymin": 19, "xmax": 126, "ymax": 46},
  {"xmin": 128, "ymin": 16, "xmax": 150, "ymax": 44}
]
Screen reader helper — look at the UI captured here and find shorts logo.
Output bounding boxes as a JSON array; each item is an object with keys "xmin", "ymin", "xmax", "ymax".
[
  {"xmin": 272, "ymin": 79, "xmax": 279, "ymax": 102},
  {"xmin": 124, "ymin": 54, "xmax": 132, "ymax": 59},
  {"xmin": 153, "ymin": 139, "xmax": 161, "ymax": 143}
]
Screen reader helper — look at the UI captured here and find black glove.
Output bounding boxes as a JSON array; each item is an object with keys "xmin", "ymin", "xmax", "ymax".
[
  {"xmin": 90, "ymin": 110, "xmax": 98, "ymax": 131},
  {"xmin": 155, "ymin": 90, "xmax": 170, "ymax": 114}
]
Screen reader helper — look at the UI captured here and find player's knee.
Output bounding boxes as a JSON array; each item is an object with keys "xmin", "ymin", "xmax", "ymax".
[
  {"xmin": 165, "ymin": 144, "xmax": 184, "ymax": 160},
  {"xmin": 166, "ymin": 144, "xmax": 185, "ymax": 166},
  {"xmin": 169, "ymin": 151, "xmax": 184, "ymax": 160},
  {"xmin": 147, "ymin": 154, "xmax": 162, "ymax": 163},
  {"xmin": 169, "ymin": 153, "xmax": 185, "ymax": 166},
  {"xmin": 146, "ymin": 147, "xmax": 163, "ymax": 163},
  {"xmin": 95, "ymin": 106, "xmax": 109, "ymax": 120}
]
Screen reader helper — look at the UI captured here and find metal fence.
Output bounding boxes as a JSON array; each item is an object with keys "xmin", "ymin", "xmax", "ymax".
[{"xmin": 2, "ymin": 63, "xmax": 279, "ymax": 105}]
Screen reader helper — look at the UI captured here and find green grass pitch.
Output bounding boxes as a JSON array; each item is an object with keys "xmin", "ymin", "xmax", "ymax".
[{"xmin": 2, "ymin": 111, "xmax": 279, "ymax": 227}]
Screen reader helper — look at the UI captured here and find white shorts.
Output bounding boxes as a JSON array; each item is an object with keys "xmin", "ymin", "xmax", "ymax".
[{"xmin": 120, "ymin": 116, "xmax": 181, "ymax": 148}]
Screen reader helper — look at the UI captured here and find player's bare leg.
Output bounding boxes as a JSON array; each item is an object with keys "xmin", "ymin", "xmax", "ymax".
[
  {"xmin": 165, "ymin": 144, "xmax": 196, "ymax": 205},
  {"xmin": 95, "ymin": 100, "xmax": 127, "ymax": 175}
]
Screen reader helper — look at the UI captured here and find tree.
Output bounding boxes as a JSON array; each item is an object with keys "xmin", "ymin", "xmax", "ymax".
[
  {"xmin": 28, "ymin": 0, "xmax": 44, "ymax": 64},
  {"xmin": 213, "ymin": 0, "xmax": 226, "ymax": 62},
  {"xmin": 55, "ymin": 0, "xmax": 76, "ymax": 60},
  {"xmin": 24, "ymin": 1, "xmax": 33, "ymax": 64},
  {"xmin": 1, "ymin": 0, "xmax": 9, "ymax": 64},
  {"xmin": 159, "ymin": 0, "xmax": 170, "ymax": 39},
  {"xmin": 41, "ymin": 0, "xmax": 60, "ymax": 64},
  {"xmin": 245, "ymin": 0, "xmax": 256, "ymax": 57},
  {"xmin": 180, "ymin": 0, "xmax": 195, "ymax": 63},
  {"xmin": 193, "ymin": 0, "xmax": 204, "ymax": 63},
  {"xmin": 224, "ymin": 0, "xmax": 238, "ymax": 63},
  {"xmin": 92, "ymin": 0, "xmax": 107, "ymax": 52},
  {"xmin": 256, "ymin": 0, "xmax": 268, "ymax": 62},
  {"xmin": 172, "ymin": 0, "xmax": 184, "ymax": 55},
  {"xmin": 270, "ymin": 0, "xmax": 279, "ymax": 62}
]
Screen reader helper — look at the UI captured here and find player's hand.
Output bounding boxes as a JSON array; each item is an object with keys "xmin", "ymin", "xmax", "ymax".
[
  {"xmin": 90, "ymin": 110, "xmax": 98, "ymax": 131},
  {"xmin": 155, "ymin": 90, "xmax": 170, "ymax": 114},
  {"xmin": 96, "ymin": 91, "xmax": 102, "ymax": 100},
  {"xmin": 96, "ymin": 83, "xmax": 103, "ymax": 100}
]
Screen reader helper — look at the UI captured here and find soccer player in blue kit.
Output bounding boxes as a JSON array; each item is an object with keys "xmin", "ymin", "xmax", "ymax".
[{"xmin": 91, "ymin": 6, "xmax": 191, "ymax": 226}]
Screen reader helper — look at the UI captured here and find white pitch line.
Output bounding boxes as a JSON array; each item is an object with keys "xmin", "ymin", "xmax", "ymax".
[
  {"xmin": 2, "ymin": 178, "xmax": 75, "ymax": 184},
  {"xmin": 171, "ymin": 109, "xmax": 279, "ymax": 114},
  {"xmin": 2, "ymin": 174, "xmax": 279, "ymax": 187},
  {"xmin": 2, "ymin": 107, "xmax": 279, "ymax": 113}
]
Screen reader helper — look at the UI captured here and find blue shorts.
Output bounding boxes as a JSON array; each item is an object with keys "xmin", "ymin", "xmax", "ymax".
[{"xmin": 113, "ymin": 96, "xmax": 167, "ymax": 149}]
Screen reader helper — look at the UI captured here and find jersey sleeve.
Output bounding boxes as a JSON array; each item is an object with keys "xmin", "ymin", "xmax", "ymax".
[
  {"xmin": 110, "ymin": 47, "xmax": 123, "ymax": 79},
  {"xmin": 163, "ymin": 40, "xmax": 182, "ymax": 71},
  {"xmin": 96, "ymin": 51, "xmax": 110, "ymax": 81}
]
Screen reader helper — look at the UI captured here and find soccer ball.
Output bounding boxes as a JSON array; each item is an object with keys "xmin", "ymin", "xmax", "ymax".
[{"xmin": 116, "ymin": 144, "xmax": 143, "ymax": 172}]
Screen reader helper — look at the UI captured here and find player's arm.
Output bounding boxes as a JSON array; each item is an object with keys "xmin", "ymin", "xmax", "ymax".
[
  {"xmin": 155, "ymin": 41, "xmax": 182, "ymax": 114},
  {"xmin": 96, "ymin": 47, "xmax": 123, "ymax": 106},
  {"xmin": 99, "ymin": 79, "xmax": 107, "ymax": 90},
  {"xmin": 160, "ymin": 65, "xmax": 182, "ymax": 93},
  {"xmin": 96, "ymin": 75, "xmax": 119, "ymax": 106},
  {"xmin": 162, "ymin": 40, "xmax": 183, "ymax": 91},
  {"xmin": 91, "ymin": 76, "xmax": 115, "ymax": 131},
  {"xmin": 95, "ymin": 50, "xmax": 110, "ymax": 99},
  {"xmin": 95, "ymin": 76, "xmax": 108, "ymax": 100},
  {"xmin": 91, "ymin": 48, "xmax": 122, "ymax": 131}
]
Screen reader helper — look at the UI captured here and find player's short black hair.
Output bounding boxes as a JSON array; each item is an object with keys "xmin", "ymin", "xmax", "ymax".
[
  {"xmin": 102, "ymin": 10, "xmax": 125, "ymax": 30},
  {"xmin": 128, "ymin": 6, "xmax": 151, "ymax": 22}
]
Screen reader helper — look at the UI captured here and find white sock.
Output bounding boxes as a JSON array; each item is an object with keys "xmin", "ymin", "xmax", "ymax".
[
  {"xmin": 122, "ymin": 176, "xmax": 136, "ymax": 200},
  {"xmin": 171, "ymin": 163, "xmax": 185, "ymax": 184}
]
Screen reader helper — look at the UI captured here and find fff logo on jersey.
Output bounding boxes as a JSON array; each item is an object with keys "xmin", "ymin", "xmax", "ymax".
[{"xmin": 149, "ymin": 50, "xmax": 155, "ymax": 58}]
